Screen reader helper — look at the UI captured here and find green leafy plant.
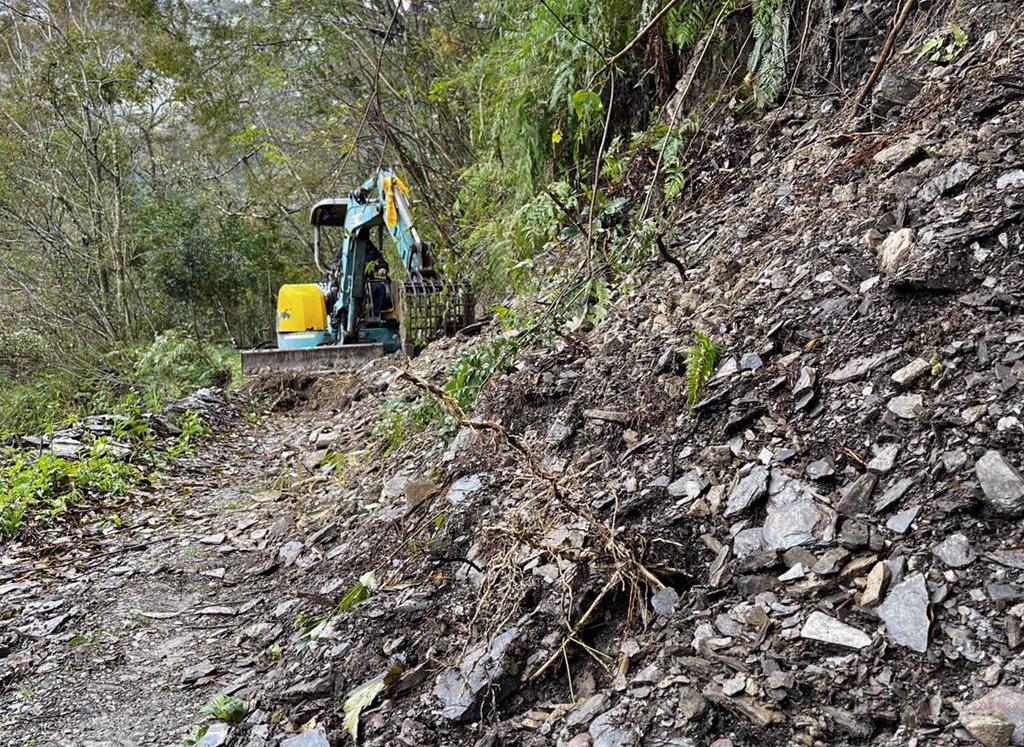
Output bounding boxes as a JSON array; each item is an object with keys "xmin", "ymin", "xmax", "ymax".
[
  {"xmin": 323, "ymin": 450, "xmax": 359, "ymax": 480},
  {"xmin": 444, "ymin": 337, "xmax": 518, "ymax": 414},
  {"xmin": 685, "ymin": 330, "xmax": 720, "ymax": 410},
  {"xmin": 917, "ymin": 23, "xmax": 968, "ymax": 64},
  {"xmin": 200, "ymin": 693, "xmax": 246, "ymax": 724},
  {"xmin": 338, "ymin": 571, "xmax": 378, "ymax": 613},
  {"xmin": 168, "ymin": 411, "xmax": 210, "ymax": 459},
  {"xmin": 0, "ymin": 447, "xmax": 138, "ymax": 536},
  {"xmin": 656, "ymin": 117, "xmax": 701, "ymax": 201},
  {"xmin": 110, "ymin": 393, "xmax": 156, "ymax": 448},
  {"xmin": 746, "ymin": 0, "xmax": 791, "ymax": 108},
  {"xmin": 343, "ymin": 666, "xmax": 403, "ymax": 742},
  {"xmin": 371, "ymin": 396, "xmax": 444, "ymax": 455},
  {"xmin": 127, "ymin": 331, "xmax": 234, "ymax": 403},
  {"xmin": 182, "ymin": 726, "xmax": 209, "ymax": 747}
]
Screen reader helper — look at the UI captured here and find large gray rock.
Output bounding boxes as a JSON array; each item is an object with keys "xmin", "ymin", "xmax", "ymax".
[
  {"xmin": 962, "ymin": 714, "xmax": 1016, "ymax": 747},
  {"xmin": 826, "ymin": 349, "xmax": 899, "ymax": 383},
  {"xmin": 961, "ymin": 688, "xmax": 1024, "ymax": 745},
  {"xmin": 567, "ymin": 693, "xmax": 611, "ymax": 727},
  {"xmin": 195, "ymin": 723, "xmax": 230, "ymax": 747},
  {"xmin": 434, "ymin": 627, "xmax": 521, "ymax": 720},
  {"xmin": 446, "ymin": 474, "xmax": 483, "ymax": 505},
  {"xmin": 668, "ymin": 469, "xmax": 709, "ymax": 501},
  {"xmin": 281, "ymin": 726, "xmax": 330, "ymax": 747},
  {"xmin": 724, "ymin": 466, "xmax": 769, "ymax": 516},
  {"xmin": 933, "ymin": 533, "xmax": 977, "ymax": 568},
  {"xmin": 589, "ymin": 703, "xmax": 641, "ymax": 747},
  {"xmin": 878, "ymin": 573, "xmax": 930, "ymax": 652},
  {"xmin": 763, "ymin": 499, "xmax": 837, "ymax": 550},
  {"xmin": 976, "ymin": 451, "xmax": 1024, "ymax": 516},
  {"xmin": 837, "ymin": 473, "xmax": 878, "ymax": 515},
  {"xmin": 887, "ymin": 394, "xmax": 923, "ymax": 420},
  {"xmin": 891, "ymin": 357, "xmax": 930, "ymax": 387},
  {"xmin": 800, "ymin": 611, "xmax": 871, "ymax": 649}
]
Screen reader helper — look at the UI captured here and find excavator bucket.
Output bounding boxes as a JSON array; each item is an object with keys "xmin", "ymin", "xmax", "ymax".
[
  {"xmin": 399, "ymin": 277, "xmax": 475, "ymax": 354},
  {"xmin": 240, "ymin": 343, "xmax": 385, "ymax": 375}
]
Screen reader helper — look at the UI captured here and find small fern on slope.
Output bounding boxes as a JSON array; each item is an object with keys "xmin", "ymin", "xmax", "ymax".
[
  {"xmin": 747, "ymin": 0, "xmax": 791, "ymax": 107},
  {"xmin": 686, "ymin": 330, "xmax": 720, "ymax": 410}
]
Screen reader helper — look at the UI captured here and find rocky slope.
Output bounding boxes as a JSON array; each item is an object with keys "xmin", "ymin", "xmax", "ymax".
[{"xmin": 3, "ymin": 2, "xmax": 1024, "ymax": 746}]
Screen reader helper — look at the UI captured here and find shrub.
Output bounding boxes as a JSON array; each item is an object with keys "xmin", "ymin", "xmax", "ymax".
[{"xmin": 0, "ymin": 447, "xmax": 138, "ymax": 536}]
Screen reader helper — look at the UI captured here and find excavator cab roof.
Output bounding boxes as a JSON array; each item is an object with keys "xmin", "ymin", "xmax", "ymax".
[{"xmin": 310, "ymin": 198, "xmax": 348, "ymax": 227}]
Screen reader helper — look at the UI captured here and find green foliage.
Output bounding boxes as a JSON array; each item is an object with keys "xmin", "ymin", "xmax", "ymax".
[
  {"xmin": 666, "ymin": 0, "xmax": 745, "ymax": 51},
  {"xmin": 656, "ymin": 116, "xmax": 701, "ymax": 201},
  {"xmin": 0, "ymin": 374, "xmax": 83, "ymax": 438},
  {"xmin": 0, "ymin": 330, "xmax": 233, "ymax": 440},
  {"xmin": 746, "ymin": 0, "xmax": 791, "ymax": 108},
  {"xmin": 338, "ymin": 571, "xmax": 378, "ymax": 613},
  {"xmin": 371, "ymin": 337, "xmax": 518, "ymax": 454},
  {"xmin": 127, "ymin": 331, "xmax": 235, "ymax": 405},
  {"xmin": 200, "ymin": 693, "xmax": 247, "ymax": 724},
  {"xmin": 168, "ymin": 412, "xmax": 210, "ymax": 459},
  {"xmin": 917, "ymin": 23, "xmax": 969, "ymax": 64},
  {"xmin": 685, "ymin": 330, "xmax": 720, "ymax": 410},
  {"xmin": 444, "ymin": 338, "xmax": 519, "ymax": 413},
  {"xmin": 448, "ymin": 0, "xmax": 651, "ymax": 293},
  {"xmin": 323, "ymin": 450, "xmax": 359, "ymax": 480},
  {"xmin": 0, "ymin": 329, "xmax": 49, "ymax": 380},
  {"xmin": 182, "ymin": 725, "xmax": 209, "ymax": 747},
  {"xmin": 110, "ymin": 394, "xmax": 157, "ymax": 448},
  {"xmin": 344, "ymin": 666, "xmax": 402, "ymax": 743},
  {"xmin": 132, "ymin": 195, "xmax": 302, "ymax": 347},
  {"xmin": 0, "ymin": 448, "xmax": 138, "ymax": 536},
  {"xmin": 371, "ymin": 396, "xmax": 445, "ymax": 455}
]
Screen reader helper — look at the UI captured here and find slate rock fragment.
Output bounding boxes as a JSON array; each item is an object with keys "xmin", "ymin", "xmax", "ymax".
[
  {"xmin": 826, "ymin": 349, "xmax": 899, "ymax": 383},
  {"xmin": 877, "ymin": 573, "xmax": 930, "ymax": 652},
  {"xmin": 195, "ymin": 723, "xmax": 230, "ymax": 747},
  {"xmin": 962, "ymin": 714, "xmax": 1015, "ymax": 747},
  {"xmin": 861, "ymin": 562, "xmax": 890, "ymax": 607},
  {"xmin": 724, "ymin": 466, "xmax": 769, "ymax": 517},
  {"xmin": 961, "ymin": 688, "xmax": 1024, "ymax": 746},
  {"xmin": 887, "ymin": 394, "xmax": 923, "ymax": 420},
  {"xmin": 589, "ymin": 704, "xmax": 641, "ymax": 747},
  {"xmin": 281, "ymin": 726, "xmax": 330, "ymax": 747},
  {"xmin": 567, "ymin": 693, "xmax": 611, "ymax": 727},
  {"xmin": 933, "ymin": 533, "xmax": 977, "ymax": 568},
  {"xmin": 434, "ymin": 627, "xmax": 521, "ymax": 721},
  {"xmin": 976, "ymin": 451, "xmax": 1024, "ymax": 516},
  {"xmin": 800, "ymin": 611, "xmax": 871, "ymax": 649},
  {"xmin": 891, "ymin": 357, "xmax": 930, "ymax": 387},
  {"xmin": 837, "ymin": 473, "xmax": 877, "ymax": 515},
  {"xmin": 763, "ymin": 499, "xmax": 837, "ymax": 550},
  {"xmin": 806, "ymin": 458, "xmax": 835, "ymax": 480},
  {"xmin": 867, "ymin": 444, "xmax": 900, "ymax": 475}
]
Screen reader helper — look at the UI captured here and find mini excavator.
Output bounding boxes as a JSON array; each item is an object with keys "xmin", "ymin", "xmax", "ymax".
[{"xmin": 241, "ymin": 169, "xmax": 473, "ymax": 374}]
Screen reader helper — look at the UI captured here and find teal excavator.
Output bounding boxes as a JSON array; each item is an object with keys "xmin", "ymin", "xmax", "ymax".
[{"xmin": 241, "ymin": 169, "xmax": 473, "ymax": 374}]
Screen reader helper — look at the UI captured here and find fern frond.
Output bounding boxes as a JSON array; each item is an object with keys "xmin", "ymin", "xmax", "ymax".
[
  {"xmin": 666, "ymin": 0, "xmax": 710, "ymax": 50},
  {"xmin": 685, "ymin": 330, "xmax": 720, "ymax": 409},
  {"xmin": 747, "ymin": 0, "xmax": 791, "ymax": 107}
]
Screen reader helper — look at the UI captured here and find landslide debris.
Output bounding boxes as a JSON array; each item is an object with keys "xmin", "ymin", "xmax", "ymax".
[{"xmin": 3, "ymin": 4, "xmax": 1024, "ymax": 747}]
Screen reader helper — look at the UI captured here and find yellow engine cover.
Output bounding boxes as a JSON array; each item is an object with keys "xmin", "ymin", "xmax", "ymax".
[{"xmin": 277, "ymin": 284, "xmax": 327, "ymax": 333}]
